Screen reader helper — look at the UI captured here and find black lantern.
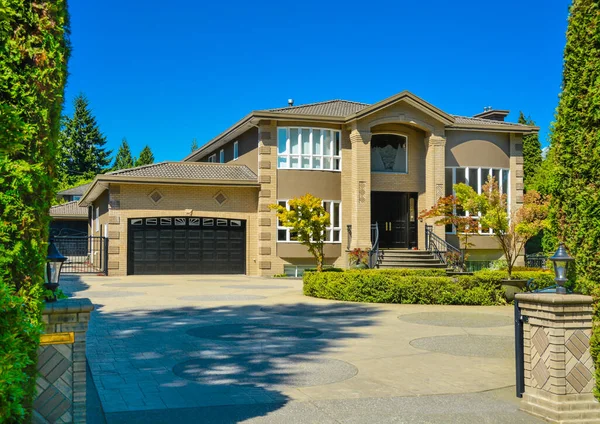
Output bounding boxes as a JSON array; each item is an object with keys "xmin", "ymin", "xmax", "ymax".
[
  {"xmin": 45, "ymin": 239, "xmax": 66, "ymax": 302},
  {"xmin": 548, "ymin": 243, "xmax": 574, "ymax": 294}
]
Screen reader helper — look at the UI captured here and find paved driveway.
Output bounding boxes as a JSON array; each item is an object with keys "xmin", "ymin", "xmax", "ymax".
[{"xmin": 62, "ymin": 274, "xmax": 544, "ymax": 424}]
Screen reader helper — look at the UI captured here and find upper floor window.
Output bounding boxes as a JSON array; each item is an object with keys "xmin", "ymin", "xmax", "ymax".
[
  {"xmin": 371, "ymin": 134, "xmax": 407, "ymax": 173},
  {"xmin": 276, "ymin": 200, "xmax": 341, "ymax": 243},
  {"xmin": 445, "ymin": 167, "xmax": 510, "ymax": 234},
  {"xmin": 233, "ymin": 141, "xmax": 239, "ymax": 160},
  {"xmin": 208, "ymin": 154, "xmax": 216, "ymax": 163},
  {"xmin": 219, "ymin": 149, "xmax": 225, "ymax": 163},
  {"xmin": 277, "ymin": 127, "xmax": 341, "ymax": 171}
]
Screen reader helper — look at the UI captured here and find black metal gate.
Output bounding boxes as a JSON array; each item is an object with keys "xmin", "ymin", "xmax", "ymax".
[{"xmin": 52, "ymin": 236, "xmax": 108, "ymax": 275}]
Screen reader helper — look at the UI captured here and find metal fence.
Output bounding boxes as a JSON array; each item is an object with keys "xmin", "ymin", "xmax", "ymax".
[
  {"xmin": 53, "ymin": 236, "xmax": 108, "ymax": 275},
  {"xmin": 525, "ymin": 253, "xmax": 548, "ymax": 269}
]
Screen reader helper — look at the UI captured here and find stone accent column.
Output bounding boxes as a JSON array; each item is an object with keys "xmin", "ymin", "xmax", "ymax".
[
  {"xmin": 35, "ymin": 298, "xmax": 94, "ymax": 424},
  {"xmin": 510, "ymin": 133, "xmax": 525, "ymax": 265},
  {"xmin": 257, "ymin": 120, "xmax": 278, "ymax": 275},
  {"xmin": 516, "ymin": 293, "xmax": 600, "ymax": 423},
  {"xmin": 424, "ymin": 133, "xmax": 446, "ymax": 245},
  {"xmin": 107, "ymin": 184, "xmax": 123, "ymax": 276},
  {"xmin": 349, "ymin": 127, "xmax": 372, "ymax": 249}
]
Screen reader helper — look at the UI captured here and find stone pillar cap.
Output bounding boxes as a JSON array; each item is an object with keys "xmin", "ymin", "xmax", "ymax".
[
  {"xmin": 43, "ymin": 297, "xmax": 95, "ymax": 314},
  {"xmin": 515, "ymin": 293, "xmax": 592, "ymax": 304}
]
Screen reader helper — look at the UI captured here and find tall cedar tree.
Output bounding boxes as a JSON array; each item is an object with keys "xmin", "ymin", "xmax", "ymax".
[
  {"xmin": 59, "ymin": 94, "xmax": 111, "ymax": 181},
  {"xmin": 549, "ymin": 0, "xmax": 600, "ymax": 398},
  {"xmin": 112, "ymin": 138, "xmax": 134, "ymax": 170},
  {"xmin": 135, "ymin": 145, "xmax": 155, "ymax": 167},
  {"xmin": 517, "ymin": 112, "xmax": 542, "ymax": 190},
  {"xmin": 0, "ymin": 0, "xmax": 69, "ymax": 420}
]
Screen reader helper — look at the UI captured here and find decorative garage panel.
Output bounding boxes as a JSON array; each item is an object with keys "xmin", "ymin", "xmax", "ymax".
[{"xmin": 128, "ymin": 217, "xmax": 246, "ymax": 275}]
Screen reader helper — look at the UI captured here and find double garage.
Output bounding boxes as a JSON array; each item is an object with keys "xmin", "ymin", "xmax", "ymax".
[{"xmin": 127, "ymin": 216, "xmax": 246, "ymax": 275}]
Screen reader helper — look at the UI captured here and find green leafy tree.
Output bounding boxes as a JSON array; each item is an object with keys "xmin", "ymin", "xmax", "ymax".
[
  {"xmin": 271, "ymin": 194, "xmax": 330, "ymax": 272},
  {"xmin": 453, "ymin": 177, "xmax": 549, "ymax": 278},
  {"xmin": 112, "ymin": 138, "xmax": 134, "ymax": 170},
  {"xmin": 548, "ymin": 0, "xmax": 600, "ymax": 398},
  {"xmin": 518, "ymin": 112, "xmax": 542, "ymax": 190},
  {"xmin": 0, "ymin": 0, "xmax": 70, "ymax": 420},
  {"xmin": 135, "ymin": 145, "xmax": 155, "ymax": 167},
  {"xmin": 59, "ymin": 94, "xmax": 111, "ymax": 181},
  {"xmin": 191, "ymin": 138, "xmax": 198, "ymax": 152}
]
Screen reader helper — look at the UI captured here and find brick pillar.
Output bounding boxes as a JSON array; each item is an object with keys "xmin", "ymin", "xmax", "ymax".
[
  {"xmin": 516, "ymin": 293, "xmax": 600, "ymax": 423},
  {"xmin": 107, "ymin": 184, "xmax": 123, "ymax": 275},
  {"xmin": 349, "ymin": 127, "xmax": 371, "ymax": 249},
  {"xmin": 257, "ymin": 120, "xmax": 278, "ymax": 275},
  {"xmin": 35, "ymin": 298, "xmax": 94, "ymax": 423},
  {"xmin": 424, "ymin": 133, "xmax": 446, "ymax": 246},
  {"xmin": 510, "ymin": 133, "xmax": 525, "ymax": 266}
]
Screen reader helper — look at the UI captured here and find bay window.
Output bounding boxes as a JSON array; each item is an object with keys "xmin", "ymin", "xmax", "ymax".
[
  {"xmin": 276, "ymin": 200, "xmax": 341, "ymax": 243},
  {"xmin": 277, "ymin": 127, "xmax": 341, "ymax": 171},
  {"xmin": 445, "ymin": 167, "xmax": 510, "ymax": 234}
]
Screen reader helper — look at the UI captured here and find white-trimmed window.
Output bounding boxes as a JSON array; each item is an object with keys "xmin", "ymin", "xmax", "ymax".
[
  {"xmin": 95, "ymin": 207, "xmax": 100, "ymax": 232},
  {"xmin": 276, "ymin": 200, "xmax": 341, "ymax": 243},
  {"xmin": 219, "ymin": 149, "xmax": 225, "ymax": 163},
  {"xmin": 277, "ymin": 127, "xmax": 341, "ymax": 171},
  {"xmin": 208, "ymin": 154, "xmax": 216, "ymax": 163},
  {"xmin": 233, "ymin": 141, "xmax": 239, "ymax": 160},
  {"xmin": 445, "ymin": 167, "xmax": 510, "ymax": 234}
]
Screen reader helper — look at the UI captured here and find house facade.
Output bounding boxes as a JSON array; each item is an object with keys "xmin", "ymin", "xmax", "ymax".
[{"xmin": 79, "ymin": 91, "xmax": 537, "ymax": 276}]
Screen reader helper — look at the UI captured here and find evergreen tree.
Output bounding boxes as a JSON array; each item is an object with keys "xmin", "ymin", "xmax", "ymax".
[
  {"xmin": 191, "ymin": 138, "xmax": 198, "ymax": 152},
  {"xmin": 59, "ymin": 94, "xmax": 112, "ymax": 181},
  {"xmin": 112, "ymin": 138, "xmax": 134, "ymax": 170},
  {"xmin": 518, "ymin": 112, "xmax": 542, "ymax": 190},
  {"xmin": 135, "ymin": 145, "xmax": 155, "ymax": 167}
]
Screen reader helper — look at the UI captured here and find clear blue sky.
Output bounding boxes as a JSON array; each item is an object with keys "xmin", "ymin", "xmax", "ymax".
[{"xmin": 65, "ymin": 0, "xmax": 571, "ymax": 163}]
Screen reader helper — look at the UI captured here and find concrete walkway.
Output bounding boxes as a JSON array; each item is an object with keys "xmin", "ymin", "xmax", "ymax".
[{"xmin": 62, "ymin": 274, "xmax": 545, "ymax": 424}]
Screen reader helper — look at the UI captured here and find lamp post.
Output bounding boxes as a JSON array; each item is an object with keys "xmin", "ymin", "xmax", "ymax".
[
  {"xmin": 548, "ymin": 242, "xmax": 574, "ymax": 294},
  {"xmin": 45, "ymin": 238, "xmax": 66, "ymax": 302}
]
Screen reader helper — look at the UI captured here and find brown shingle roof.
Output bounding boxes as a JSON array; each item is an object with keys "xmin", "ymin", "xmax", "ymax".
[
  {"xmin": 50, "ymin": 201, "xmax": 88, "ymax": 218},
  {"xmin": 57, "ymin": 183, "xmax": 91, "ymax": 196},
  {"xmin": 265, "ymin": 100, "xmax": 369, "ymax": 117},
  {"xmin": 107, "ymin": 162, "xmax": 258, "ymax": 181},
  {"xmin": 451, "ymin": 115, "xmax": 525, "ymax": 127}
]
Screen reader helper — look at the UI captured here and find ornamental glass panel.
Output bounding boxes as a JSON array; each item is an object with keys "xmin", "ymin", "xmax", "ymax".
[{"xmin": 371, "ymin": 134, "xmax": 407, "ymax": 173}]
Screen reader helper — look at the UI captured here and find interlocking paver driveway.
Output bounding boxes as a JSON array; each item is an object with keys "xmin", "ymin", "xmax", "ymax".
[{"xmin": 62, "ymin": 274, "xmax": 544, "ymax": 424}]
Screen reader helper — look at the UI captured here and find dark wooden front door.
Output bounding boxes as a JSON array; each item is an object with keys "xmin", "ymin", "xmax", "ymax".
[{"xmin": 371, "ymin": 192, "xmax": 418, "ymax": 248}]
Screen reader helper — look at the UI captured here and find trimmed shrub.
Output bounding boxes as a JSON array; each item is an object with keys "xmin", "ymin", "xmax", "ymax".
[{"xmin": 303, "ymin": 269, "xmax": 555, "ymax": 306}]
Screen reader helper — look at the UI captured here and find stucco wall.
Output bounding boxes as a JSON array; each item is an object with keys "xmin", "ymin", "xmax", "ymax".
[
  {"xmin": 277, "ymin": 170, "xmax": 341, "ymax": 200},
  {"xmin": 445, "ymin": 130, "xmax": 510, "ymax": 168},
  {"xmin": 197, "ymin": 127, "xmax": 259, "ymax": 174}
]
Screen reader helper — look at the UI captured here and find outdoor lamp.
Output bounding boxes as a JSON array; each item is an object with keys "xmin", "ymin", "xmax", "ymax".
[
  {"xmin": 45, "ymin": 239, "xmax": 67, "ymax": 302},
  {"xmin": 548, "ymin": 242, "xmax": 574, "ymax": 294}
]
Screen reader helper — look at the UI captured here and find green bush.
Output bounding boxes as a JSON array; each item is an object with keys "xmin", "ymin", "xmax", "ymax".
[
  {"xmin": 0, "ymin": 282, "xmax": 43, "ymax": 420},
  {"xmin": 303, "ymin": 269, "xmax": 555, "ymax": 306}
]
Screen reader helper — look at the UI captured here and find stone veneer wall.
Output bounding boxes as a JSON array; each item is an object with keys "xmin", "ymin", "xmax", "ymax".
[{"xmin": 34, "ymin": 298, "xmax": 94, "ymax": 424}]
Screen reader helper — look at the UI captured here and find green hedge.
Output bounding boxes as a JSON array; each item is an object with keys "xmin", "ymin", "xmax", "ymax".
[{"xmin": 303, "ymin": 269, "xmax": 556, "ymax": 306}]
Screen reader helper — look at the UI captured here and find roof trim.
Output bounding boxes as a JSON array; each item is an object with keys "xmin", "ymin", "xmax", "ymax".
[
  {"xmin": 344, "ymin": 91, "xmax": 455, "ymax": 125},
  {"xmin": 447, "ymin": 122, "xmax": 540, "ymax": 133}
]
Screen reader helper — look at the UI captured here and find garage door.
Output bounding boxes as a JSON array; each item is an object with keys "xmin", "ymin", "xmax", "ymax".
[{"xmin": 128, "ymin": 217, "xmax": 246, "ymax": 275}]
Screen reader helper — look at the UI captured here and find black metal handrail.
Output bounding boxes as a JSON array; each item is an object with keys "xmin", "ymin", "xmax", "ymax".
[
  {"xmin": 425, "ymin": 224, "xmax": 464, "ymax": 270},
  {"xmin": 369, "ymin": 223, "xmax": 380, "ymax": 268}
]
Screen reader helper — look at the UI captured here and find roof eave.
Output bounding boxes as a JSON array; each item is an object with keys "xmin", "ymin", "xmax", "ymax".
[
  {"xmin": 447, "ymin": 124, "xmax": 540, "ymax": 133},
  {"xmin": 50, "ymin": 214, "xmax": 88, "ymax": 220}
]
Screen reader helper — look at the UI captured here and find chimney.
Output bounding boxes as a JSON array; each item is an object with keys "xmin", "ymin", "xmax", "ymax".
[
  {"xmin": 473, "ymin": 106, "xmax": 510, "ymax": 122},
  {"xmin": 288, "ymin": 99, "xmax": 294, "ymax": 107}
]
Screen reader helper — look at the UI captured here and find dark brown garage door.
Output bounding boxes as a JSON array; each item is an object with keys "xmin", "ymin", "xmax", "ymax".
[{"xmin": 128, "ymin": 217, "xmax": 246, "ymax": 275}]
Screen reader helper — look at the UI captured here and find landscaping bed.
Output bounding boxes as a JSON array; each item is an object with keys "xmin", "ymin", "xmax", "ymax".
[{"xmin": 303, "ymin": 268, "xmax": 555, "ymax": 306}]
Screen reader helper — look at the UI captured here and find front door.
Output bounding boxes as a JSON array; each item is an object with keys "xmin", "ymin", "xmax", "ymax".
[{"xmin": 371, "ymin": 192, "xmax": 418, "ymax": 248}]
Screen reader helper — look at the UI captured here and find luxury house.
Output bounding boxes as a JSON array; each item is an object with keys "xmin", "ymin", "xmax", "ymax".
[{"xmin": 79, "ymin": 91, "xmax": 537, "ymax": 276}]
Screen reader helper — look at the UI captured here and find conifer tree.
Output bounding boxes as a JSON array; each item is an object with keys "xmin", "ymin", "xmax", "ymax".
[
  {"xmin": 112, "ymin": 138, "xmax": 134, "ymax": 170},
  {"xmin": 191, "ymin": 138, "xmax": 198, "ymax": 152},
  {"xmin": 518, "ymin": 112, "xmax": 542, "ymax": 190},
  {"xmin": 135, "ymin": 145, "xmax": 155, "ymax": 167},
  {"xmin": 59, "ymin": 94, "xmax": 112, "ymax": 180}
]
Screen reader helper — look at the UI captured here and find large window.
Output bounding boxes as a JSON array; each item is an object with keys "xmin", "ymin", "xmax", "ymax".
[
  {"xmin": 445, "ymin": 167, "xmax": 510, "ymax": 234},
  {"xmin": 371, "ymin": 134, "xmax": 408, "ymax": 173},
  {"xmin": 276, "ymin": 200, "xmax": 341, "ymax": 243},
  {"xmin": 277, "ymin": 127, "xmax": 341, "ymax": 171}
]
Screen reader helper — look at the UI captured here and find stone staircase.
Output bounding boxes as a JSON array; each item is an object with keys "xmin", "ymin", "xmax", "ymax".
[{"xmin": 377, "ymin": 249, "xmax": 446, "ymax": 269}]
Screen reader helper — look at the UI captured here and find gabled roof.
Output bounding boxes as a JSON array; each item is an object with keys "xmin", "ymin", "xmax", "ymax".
[
  {"xmin": 50, "ymin": 201, "xmax": 88, "ymax": 219},
  {"xmin": 265, "ymin": 100, "xmax": 369, "ymax": 117},
  {"xmin": 106, "ymin": 162, "xmax": 258, "ymax": 181},
  {"xmin": 57, "ymin": 183, "xmax": 91, "ymax": 196},
  {"xmin": 79, "ymin": 162, "xmax": 259, "ymax": 206}
]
